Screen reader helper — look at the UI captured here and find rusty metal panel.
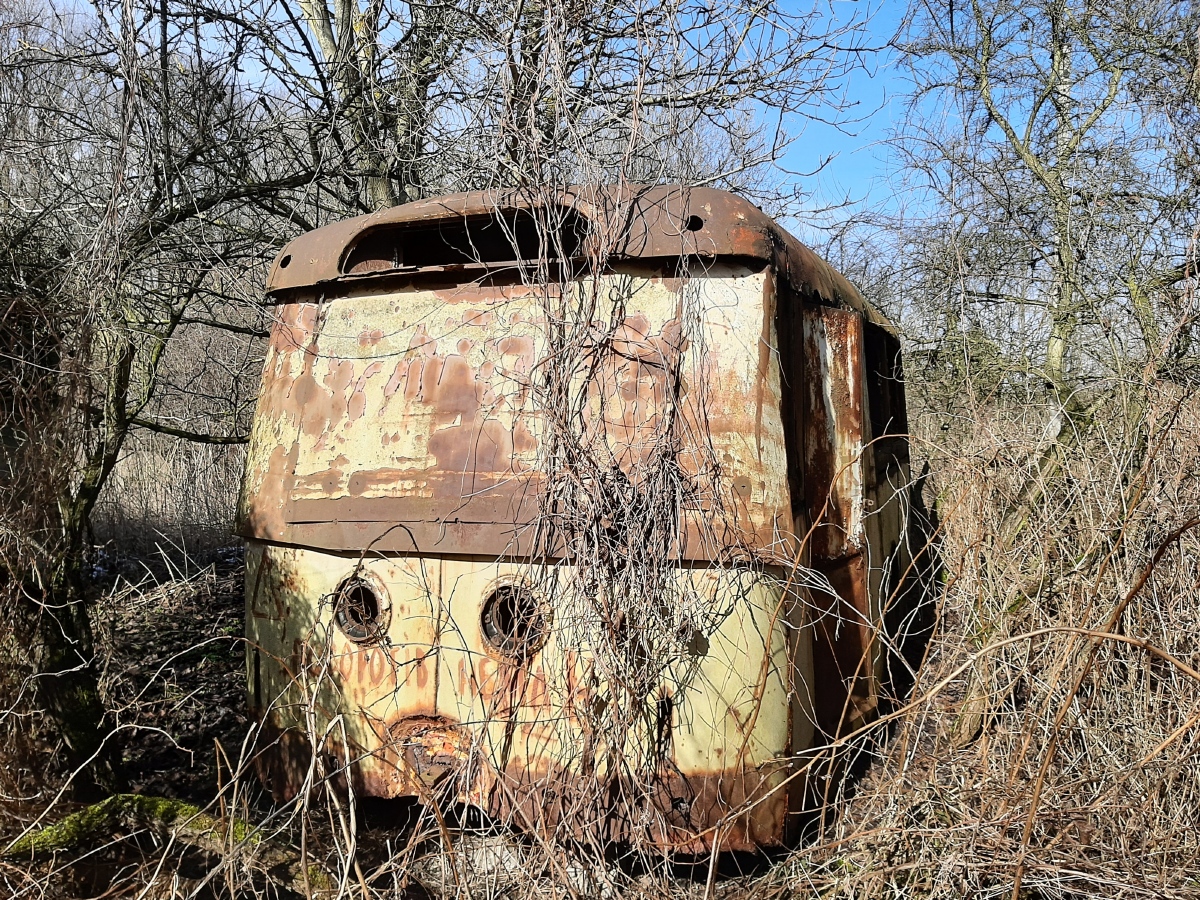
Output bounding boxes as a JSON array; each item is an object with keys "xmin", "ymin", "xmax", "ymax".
[
  {"xmin": 800, "ymin": 305, "xmax": 883, "ymax": 736},
  {"xmin": 261, "ymin": 185, "xmax": 894, "ymax": 339},
  {"xmin": 264, "ymin": 187, "xmax": 775, "ymax": 295},
  {"xmin": 802, "ymin": 305, "xmax": 868, "ymax": 561},
  {"xmin": 245, "ymin": 540, "xmax": 812, "ymax": 850},
  {"xmin": 238, "ymin": 264, "xmax": 797, "ymax": 564}
]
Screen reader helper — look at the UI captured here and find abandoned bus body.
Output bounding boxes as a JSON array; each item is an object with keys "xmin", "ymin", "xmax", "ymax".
[{"xmin": 238, "ymin": 186, "xmax": 920, "ymax": 851}]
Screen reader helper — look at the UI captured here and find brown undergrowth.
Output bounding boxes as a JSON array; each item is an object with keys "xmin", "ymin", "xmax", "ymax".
[
  {"xmin": 757, "ymin": 381, "xmax": 1200, "ymax": 899},
  {"xmin": 3, "ymin": 380, "xmax": 1200, "ymax": 899}
]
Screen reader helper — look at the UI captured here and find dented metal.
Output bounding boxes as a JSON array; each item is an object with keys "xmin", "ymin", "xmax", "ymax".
[{"xmin": 239, "ymin": 185, "xmax": 918, "ymax": 851}]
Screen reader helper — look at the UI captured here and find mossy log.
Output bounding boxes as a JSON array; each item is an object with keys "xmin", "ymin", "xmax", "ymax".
[{"xmin": 3, "ymin": 793, "xmax": 333, "ymax": 895}]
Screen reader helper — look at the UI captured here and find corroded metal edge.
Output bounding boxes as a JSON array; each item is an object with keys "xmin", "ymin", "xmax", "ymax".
[{"xmin": 264, "ymin": 185, "xmax": 894, "ymax": 333}]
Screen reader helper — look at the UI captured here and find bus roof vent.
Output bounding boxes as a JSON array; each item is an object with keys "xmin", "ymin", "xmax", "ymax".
[{"xmin": 340, "ymin": 207, "xmax": 589, "ymax": 275}]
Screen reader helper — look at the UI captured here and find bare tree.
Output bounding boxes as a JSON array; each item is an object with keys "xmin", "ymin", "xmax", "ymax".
[
  {"xmin": 902, "ymin": 0, "xmax": 1195, "ymax": 377},
  {"xmin": 0, "ymin": 1, "xmax": 315, "ymax": 789},
  {"xmin": 186, "ymin": 0, "xmax": 872, "ymax": 211},
  {"xmin": 0, "ymin": 0, "xmax": 872, "ymax": 792},
  {"xmin": 886, "ymin": 0, "xmax": 1199, "ymax": 530}
]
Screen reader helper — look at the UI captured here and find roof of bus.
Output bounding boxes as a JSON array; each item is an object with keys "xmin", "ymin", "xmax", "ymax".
[{"xmin": 265, "ymin": 185, "xmax": 893, "ymax": 330}]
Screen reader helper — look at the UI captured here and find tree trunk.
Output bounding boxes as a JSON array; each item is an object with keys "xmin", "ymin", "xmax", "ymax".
[{"xmin": 31, "ymin": 530, "xmax": 119, "ymax": 798}]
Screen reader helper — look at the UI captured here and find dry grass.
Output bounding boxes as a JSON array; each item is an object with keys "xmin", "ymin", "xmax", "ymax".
[
  {"xmin": 91, "ymin": 434, "xmax": 247, "ymax": 560},
  {"xmin": 5, "ymin": 385, "xmax": 1200, "ymax": 898},
  {"xmin": 5, "ymin": 386, "xmax": 1198, "ymax": 900},
  {"xmin": 752, "ymin": 377, "xmax": 1200, "ymax": 899},
  {"xmin": 2, "ymin": 226, "xmax": 1198, "ymax": 898}
]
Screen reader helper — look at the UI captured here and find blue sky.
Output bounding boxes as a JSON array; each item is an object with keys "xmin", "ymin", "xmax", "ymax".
[{"xmin": 778, "ymin": 1, "xmax": 910, "ymax": 225}]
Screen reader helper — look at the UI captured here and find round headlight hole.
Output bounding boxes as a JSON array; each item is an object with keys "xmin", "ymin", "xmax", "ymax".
[
  {"xmin": 334, "ymin": 578, "xmax": 385, "ymax": 643},
  {"xmin": 481, "ymin": 584, "xmax": 545, "ymax": 657}
]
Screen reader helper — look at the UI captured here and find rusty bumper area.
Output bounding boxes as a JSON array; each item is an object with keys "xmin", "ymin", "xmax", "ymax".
[{"xmin": 251, "ymin": 715, "xmax": 794, "ymax": 853}]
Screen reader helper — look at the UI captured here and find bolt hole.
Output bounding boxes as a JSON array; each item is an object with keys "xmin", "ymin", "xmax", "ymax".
[
  {"xmin": 481, "ymin": 584, "xmax": 546, "ymax": 658},
  {"xmin": 279, "ymin": 253, "xmax": 292, "ymax": 269},
  {"xmin": 684, "ymin": 215, "xmax": 704, "ymax": 232},
  {"xmin": 335, "ymin": 579, "xmax": 384, "ymax": 642}
]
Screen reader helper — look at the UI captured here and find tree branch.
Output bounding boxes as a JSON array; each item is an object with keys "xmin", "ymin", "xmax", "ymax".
[
  {"xmin": 130, "ymin": 417, "xmax": 249, "ymax": 445},
  {"xmin": 179, "ymin": 316, "xmax": 269, "ymax": 338}
]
